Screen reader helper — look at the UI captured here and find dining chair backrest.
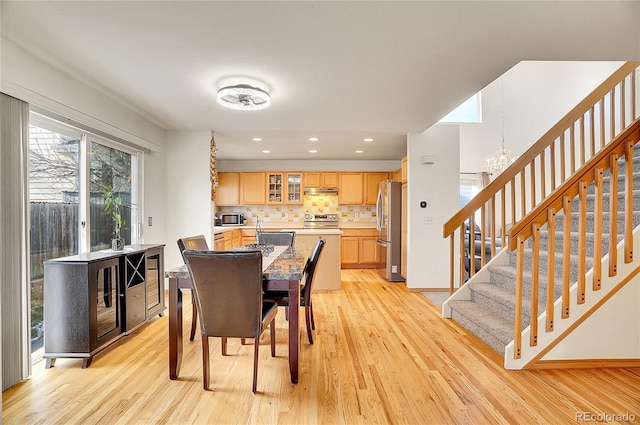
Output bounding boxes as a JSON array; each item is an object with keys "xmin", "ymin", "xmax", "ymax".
[
  {"xmin": 301, "ymin": 238, "xmax": 325, "ymax": 302},
  {"xmin": 177, "ymin": 235, "xmax": 209, "ymax": 261},
  {"xmin": 256, "ymin": 231, "xmax": 296, "ymax": 247},
  {"xmin": 183, "ymin": 250, "xmax": 264, "ymax": 338}
]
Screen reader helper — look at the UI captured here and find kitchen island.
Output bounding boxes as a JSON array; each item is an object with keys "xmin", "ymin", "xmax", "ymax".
[
  {"xmin": 283, "ymin": 228, "xmax": 341, "ymax": 291},
  {"xmin": 213, "ymin": 224, "xmax": 342, "ymax": 290}
]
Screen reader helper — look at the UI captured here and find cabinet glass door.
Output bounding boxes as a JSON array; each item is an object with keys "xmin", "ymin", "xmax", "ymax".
[
  {"xmin": 96, "ymin": 264, "xmax": 119, "ymax": 339},
  {"xmin": 286, "ymin": 173, "xmax": 302, "ymax": 204},
  {"xmin": 146, "ymin": 253, "xmax": 161, "ymax": 313},
  {"xmin": 267, "ymin": 173, "xmax": 283, "ymax": 204}
]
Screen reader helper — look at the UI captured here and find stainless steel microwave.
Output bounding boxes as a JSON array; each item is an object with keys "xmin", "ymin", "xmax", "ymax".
[{"xmin": 219, "ymin": 212, "xmax": 244, "ymax": 226}]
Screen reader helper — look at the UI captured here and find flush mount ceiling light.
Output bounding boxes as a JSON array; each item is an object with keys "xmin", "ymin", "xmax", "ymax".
[
  {"xmin": 217, "ymin": 84, "xmax": 271, "ymax": 111},
  {"xmin": 309, "ymin": 137, "xmax": 319, "ymax": 142}
]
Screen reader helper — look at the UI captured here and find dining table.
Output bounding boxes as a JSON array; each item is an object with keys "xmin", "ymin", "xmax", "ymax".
[{"xmin": 165, "ymin": 245, "xmax": 308, "ymax": 384}]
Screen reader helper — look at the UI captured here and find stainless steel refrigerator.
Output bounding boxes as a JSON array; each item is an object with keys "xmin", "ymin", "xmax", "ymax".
[{"xmin": 376, "ymin": 180, "xmax": 404, "ymax": 282}]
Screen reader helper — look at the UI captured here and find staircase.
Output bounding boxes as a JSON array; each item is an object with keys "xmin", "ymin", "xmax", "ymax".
[
  {"xmin": 445, "ymin": 144, "xmax": 640, "ymax": 356},
  {"xmin": 441, "ymin": 62, "xmax": 640, "ymax": 367}
]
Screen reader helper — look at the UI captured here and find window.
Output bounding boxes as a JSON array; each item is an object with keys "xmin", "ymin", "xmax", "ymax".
[
  {"xmin": 28, "ymin": 124, "xmax": 80, "ymax": 358},
  {"xmin": 28, "ymin": 113, "xmax": 141, "ymax": 362},
  {"xmin": 460, "ymin": 172, "xmax": 489, "ymax": 226},
  {"xmin": 440, "ymin": 93, "xmax": 482, "ymax": 124}
]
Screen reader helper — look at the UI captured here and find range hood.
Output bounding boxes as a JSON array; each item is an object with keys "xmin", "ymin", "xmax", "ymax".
[{"xmin": 304, "ymin": 187, "xmax": 338, "ymax": 195}]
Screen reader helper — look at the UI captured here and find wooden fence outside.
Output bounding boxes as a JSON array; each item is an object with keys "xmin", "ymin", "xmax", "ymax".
[{"xmin": 30, "ymin": 201, "xmax": 131, "ymax": 279}]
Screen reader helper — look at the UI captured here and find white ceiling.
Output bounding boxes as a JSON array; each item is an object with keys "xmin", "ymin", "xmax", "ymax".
[{"xmin": 2, "ymin": 1, "xmax": 638, "ymax": 160}]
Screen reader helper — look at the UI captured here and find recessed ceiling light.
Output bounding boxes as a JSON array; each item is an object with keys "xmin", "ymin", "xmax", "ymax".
[
  {"xmin": 363, "ymin": 138, "xmax": 374, "ymax": 142},
  {"xmin": 309, "ymin": 149, "xmax": 318, "ymax": 154},
  {"xmin": 262, "ymin": 150, "xmax": 271, "ymax": 154},
  {"xmin": 355, "ymin": 150, "xmax": 364, "ymax": 154},
  {"xmin": 252, "ymin": 137, "xmax": 263, "ymax": 142},
  {"xmin": 308, "ymin": 137, "xmax": 319, "ymax": 142}
]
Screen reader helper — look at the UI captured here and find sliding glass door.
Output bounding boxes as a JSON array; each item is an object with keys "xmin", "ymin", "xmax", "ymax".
[
  {"xmin": 28, "ymin": 113, "xmax": 140, "ymax": 361},
  {"xmin": 28, "ymin": 124, "xmax": 81, "ymax": 356},
  {"xmin": 89, "ymin": 141, "xmax": 134, "ymax": 251}
]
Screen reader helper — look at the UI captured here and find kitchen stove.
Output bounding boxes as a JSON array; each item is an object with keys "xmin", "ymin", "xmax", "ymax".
[{"xmin": 303, "ymin": 213, "xmax": 339, "ymax": 229}]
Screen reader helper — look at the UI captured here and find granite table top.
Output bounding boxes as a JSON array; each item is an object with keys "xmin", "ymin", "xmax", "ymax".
[{"xmin": 166, "ymin": 245, "xmax": 309, "ymax": 281}]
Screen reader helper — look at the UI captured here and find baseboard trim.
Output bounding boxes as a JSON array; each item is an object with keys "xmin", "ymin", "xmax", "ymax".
[{"xmin": 529, "ymin": 359, "xmax": 640, "ymax": 369}]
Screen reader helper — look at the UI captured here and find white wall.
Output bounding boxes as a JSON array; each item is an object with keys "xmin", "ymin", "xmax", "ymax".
[
  {"xmin": 0, "ymin": 38, "xmax": 165, "ymax": 150},
  {"xmin": 407, "ymin": 125, "xmax": 460, "ymax": 290},
  {"xmin": 459, "ymin": 61, "xmax": 625, "ymax": 174},
  {"xmin": 542, "ymin": 280, "xmax": 640, "ymax": 360},
  {"xmin": 142, "ymin": 150, "xmax": 167, "ymax": 246},
  {"xmin": 163, "ymin": 130, "xmax": 213, "ymax": 270}
]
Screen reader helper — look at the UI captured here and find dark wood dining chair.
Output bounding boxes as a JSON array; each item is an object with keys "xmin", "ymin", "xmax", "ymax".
[
  {"xmin": 256, "ymin": 231, "xmax": 296, "ymax": 246},
  {"xmin": 177, "ymin": 235, "xmax": 209, "ymax": 341},
  {"xmin": 264, "ymin": 237, "xmax": 325, "ymax": 344},
  {"xmin": 183, "ymin": 249, "xmax": 278, "ymax": 393}
]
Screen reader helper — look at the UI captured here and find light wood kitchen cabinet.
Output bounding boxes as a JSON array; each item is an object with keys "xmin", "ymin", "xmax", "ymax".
[
  {"xmin": 364, "ymin": 172, "xmax": 389, "ymax": 205},
  {"xmin": 338, "ymin": 172, "xmax": 363, "ymax": 205},
  {"xmin": 401, "ymin": 183, "xmax": 407, "ymax": 280},
  {"xmin": 401, "ymin": 156, "xmax": 407, "ymax": 279},
  {"xmin": 267, "ymin": 172, "xmax": 284, "ymax": 204},
  {"xmin": 232, "ymin": 229, "xmax": 242, "ymax": 247},
  {"xmin": 241, "ymin": 229, "xmax": 256, "ymax": 245},
  {"xmin": 215, "ymin": 172, "xmax": 240, "ymax": 206},
  {"xmin": 401, "ymin": 156, "xmax": 407, "ymax": 184},
  {"xmin": 341, "ymin": 228, "xmax": 383, "ymax": 268},
  {"xmin": 305, "ymin": 172, "xmax": 338, "ymax": 188},
  {"xmin": 285, "ymin": 172, "xmax": 303, "ymax": 204},
  {"xmin": 240, "ymin": 172, "xmax": 266, "ymax": 205},
  {"xmin": 218, "ymin": 229, "xmax": 243, "ymax": 250},
  {"xmin": 360, "ymin": 236, "xmax": 381, "ymax": 263},
  {"xmin": 393, "ymin": 168, "xmax": 401, "ymax": 182},
  {"xmin": 340, "ymin": 237, "xmax": 360, "ymax": 265}
]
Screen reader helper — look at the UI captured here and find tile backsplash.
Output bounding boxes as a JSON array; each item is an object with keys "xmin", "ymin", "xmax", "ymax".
[{"xmin": 218, "ymin": 194, "xmax": 376, "ymax": 224}]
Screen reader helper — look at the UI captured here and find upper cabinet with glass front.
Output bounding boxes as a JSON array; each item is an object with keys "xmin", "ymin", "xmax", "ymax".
[
  {"xmin": 285, "ymin": 173, "xmax": 303, "ymax": 204},
  {"xmin": 267, "ymin": 172, "xmax": 284, "ymax": 204}
]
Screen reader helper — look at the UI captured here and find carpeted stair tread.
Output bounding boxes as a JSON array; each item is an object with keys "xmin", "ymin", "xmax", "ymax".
[
  {"xmin": 448, "ymin": 300, "xmax": 513, "ymax": 354},
  {"xmin": 469, "ymin": 281, "xmax": 544, "ymax": 323}
]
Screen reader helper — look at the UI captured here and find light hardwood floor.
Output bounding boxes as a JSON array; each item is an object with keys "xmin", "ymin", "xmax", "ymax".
[{"xmin": 3, "ymin": 269, "xmax": 640, "ymax": 424}]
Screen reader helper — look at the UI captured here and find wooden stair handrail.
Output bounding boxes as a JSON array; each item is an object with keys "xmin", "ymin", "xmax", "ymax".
[
  {"xmin": 443, "ymin": 61, "xmax": 640, "ymax": 238},
  {"xmin": 508, "ymin": 118, "xmax": 640, "ymax": 250}
]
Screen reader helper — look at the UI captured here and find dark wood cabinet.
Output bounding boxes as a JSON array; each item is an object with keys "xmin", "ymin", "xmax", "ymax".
[{"xmin": 43, "ymin": 244, "xmax": 165, "ymax": 368}]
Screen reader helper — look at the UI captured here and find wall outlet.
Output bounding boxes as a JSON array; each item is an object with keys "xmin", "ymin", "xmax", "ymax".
[{"xmin": 148, "ymin": 217, "xmax": 153, "ymax": 227}]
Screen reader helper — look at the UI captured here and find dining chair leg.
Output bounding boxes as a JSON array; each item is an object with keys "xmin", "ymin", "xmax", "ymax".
[
  {"xmin": 221, "ymin": 337, "xmax": 227, "ymax": 356},
  {"xmin": 270, "ymin": 319, "xmax": 276, "ymax": 357},
  {"xmin": 190, "ymin": 296, "xmax": 197, "ymax": 341},
  {"xmin": 241, "ymin": 338, "xmax": 247, "ymax": 345},
  {"xmin": 284, "ymin": 306, "xmax": 289, "ymax": 321},
  {"xmin": 309, "ymin": 300, "xmax": 315, "ymax": 330},
  {"xmin": 252, "ymin": 337, "xmax": 260, "ymax": 393},
  {"xmin": 202, "ymin": 335, "xmax": 210, "ymax": 390},
  {"xmin": 305, "ymin": 305, "xmax": 314, "ymax": 344}
]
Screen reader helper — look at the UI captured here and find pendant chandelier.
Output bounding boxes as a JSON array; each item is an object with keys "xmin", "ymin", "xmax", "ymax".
[{"xmin": 486, "ymin": 81, "xmax": 516, "ymax": 175}]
